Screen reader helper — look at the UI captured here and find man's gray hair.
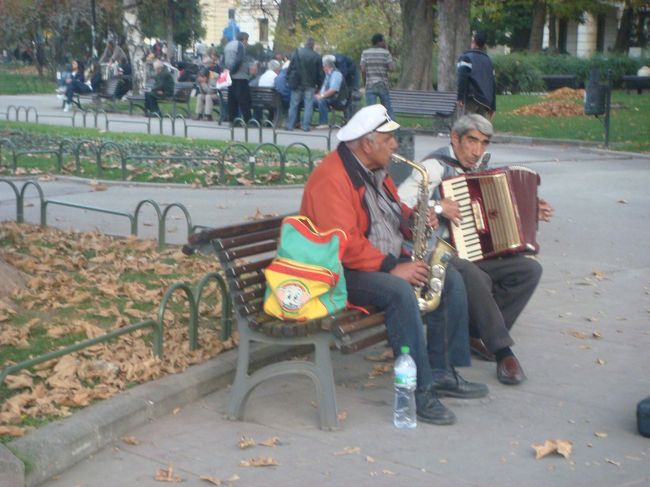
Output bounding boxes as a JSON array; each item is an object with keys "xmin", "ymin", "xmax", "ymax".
[
  {"xmin": 322, "ymin": 54, "xmax": 336, "ymax": 67},
  {"xmin": 268, "ymin": 59, "xmax": 281, "ymax": 71},
  {"xmin": 452, "ymin": 114, "xmax": 494, "ymax": 138}
]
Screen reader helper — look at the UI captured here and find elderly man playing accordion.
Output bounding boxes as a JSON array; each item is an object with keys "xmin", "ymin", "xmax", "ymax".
[{"xmin": 398, "ymin": 114, "xmax": 554, "ymax": 386}]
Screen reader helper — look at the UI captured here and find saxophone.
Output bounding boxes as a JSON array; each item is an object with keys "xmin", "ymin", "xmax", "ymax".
[{"xmin": 391, "ymin": 153, "xmax": 457, "ymax": 312}]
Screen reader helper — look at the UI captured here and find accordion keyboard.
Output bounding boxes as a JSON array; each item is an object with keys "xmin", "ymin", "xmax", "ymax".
[{"xmin": 442, "ymin": 177, "xmax": 483, "ymax": 261}]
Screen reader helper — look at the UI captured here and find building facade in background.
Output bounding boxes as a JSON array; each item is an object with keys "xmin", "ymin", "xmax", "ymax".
[{"xmin": 201, "ymin": 0, "xmax": 277, "ymax": 49}]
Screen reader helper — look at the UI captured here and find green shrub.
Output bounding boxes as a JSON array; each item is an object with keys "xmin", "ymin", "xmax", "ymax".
[
  {"xmin": 492, "ymin": 54, "xmax": 544, "ymax": 94},
  {"xmin": 492, "ymin": 52, "xmax": 647, "ymax": 92}
]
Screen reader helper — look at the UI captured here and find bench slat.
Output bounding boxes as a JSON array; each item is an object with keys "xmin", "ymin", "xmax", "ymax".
[
  {"xmin": 227, "ymin": 258, "xmax": 274, "ymax": 278},
  {"xmin": 340, "ymin": 330, "xmax": 388, "ymax": 354}
]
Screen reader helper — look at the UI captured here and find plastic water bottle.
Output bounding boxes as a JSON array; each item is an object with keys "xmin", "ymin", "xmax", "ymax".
[{"xmin": 393, "ymin": 345, "xmax": 417, "ymax": 428}]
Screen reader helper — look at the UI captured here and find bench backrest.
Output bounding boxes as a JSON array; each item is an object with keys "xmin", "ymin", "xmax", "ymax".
[
  {"xmin": 390, "ymin": 89, "xmax": 457, "ymax": 116},
  {"xmin": 250, "ymin": 86, "xmax": 280, "ymax": 110},
  {"xmin": 173, "ymin": 82, "xmax": 195, "ymax": 102}
]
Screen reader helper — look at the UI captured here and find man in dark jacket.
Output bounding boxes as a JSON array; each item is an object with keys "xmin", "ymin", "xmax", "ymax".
[
  {"xmin": 223, "ymin": 32, "xmax": 251, "ymax": 122},
  {"xmin": 456, "ymin": 31, "xmax": 496, "ymax": 119},
  {"xmin": 285, "ymin": 37, "xmax": 323, "ymax": 131},
  {"xmin": 145, "ymin": 60, "xmax": 174, "ymax": 117}
]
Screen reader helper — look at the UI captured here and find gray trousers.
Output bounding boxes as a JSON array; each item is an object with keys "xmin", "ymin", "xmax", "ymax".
[{"xmin": 452, "ymin": 254, "xmax": 542, "ymax": 353}]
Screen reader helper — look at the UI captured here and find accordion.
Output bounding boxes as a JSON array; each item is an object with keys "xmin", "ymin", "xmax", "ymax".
[{"xmin": 440, "ymin": 166, "xmax": 540, "ymax": 262}]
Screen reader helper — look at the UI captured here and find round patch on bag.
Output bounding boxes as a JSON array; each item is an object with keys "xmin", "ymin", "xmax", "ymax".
[{"xmin": 276, "ymin": 280, "xmax": 311, "ymax": 311}]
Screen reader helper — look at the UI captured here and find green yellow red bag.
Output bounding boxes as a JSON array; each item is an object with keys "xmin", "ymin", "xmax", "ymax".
[{"xmin": 263, "ymin": 216, "xmax": 348, "ymax": 321}]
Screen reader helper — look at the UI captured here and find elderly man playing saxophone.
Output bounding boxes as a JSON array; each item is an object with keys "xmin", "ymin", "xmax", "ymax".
[
  {"xmin": 300, "ymin": 105, "xmax": 488, "ymax": 426},
  {"xmin": 398, "ymin": 114, "xmax": 554, "ymax": 386}
]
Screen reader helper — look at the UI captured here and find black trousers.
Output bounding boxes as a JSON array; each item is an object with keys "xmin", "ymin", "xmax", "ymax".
[
  {"xmin": 228, "ymin": 79, "xmax": 251, "ymax": 122},
  {"xmin": 144, "ymin": 92, "xmax": 161, "ymax": 115},
  {"xmin": 452, "ymin": 254, "xmax": 542, "ymax": 353}
]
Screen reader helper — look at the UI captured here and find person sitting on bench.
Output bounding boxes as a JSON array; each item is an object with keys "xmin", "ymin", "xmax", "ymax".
[
  {"xmin": 144, "ymin": 60, "xmax": 174, "ymax": 117},
  {"xmin": 314, "ymin": 54, "xmax": 348, "ymax": 128},
  {"xmin": 300, "ymin": 105, "xmax": 488, "ymax": 426}
]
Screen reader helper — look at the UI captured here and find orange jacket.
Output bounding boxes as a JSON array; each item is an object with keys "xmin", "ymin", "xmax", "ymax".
[{"xmin": 300, "ymin": 143, "xmax": 412, "ymax": 273}]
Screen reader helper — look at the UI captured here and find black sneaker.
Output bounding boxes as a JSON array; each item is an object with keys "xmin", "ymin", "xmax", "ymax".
[
  {"xmin": 415, "ymin": 386, "xmax": 456, "ymax": 425},
  {"xmin": 432, "ymin": 369, "xmax": 489, "ymax": 399}
]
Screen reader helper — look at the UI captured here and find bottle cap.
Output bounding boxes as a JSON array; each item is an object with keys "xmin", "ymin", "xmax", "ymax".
[{"xmin": 400, "ymin": 346, "xmax": 410, "ymax": 354}]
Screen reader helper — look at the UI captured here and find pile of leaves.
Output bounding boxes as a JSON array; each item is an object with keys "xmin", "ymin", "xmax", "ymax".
[
  {"xmin": 0, "ymin": 222, "xmax": 235, "ymax": 439},
  {"xmin": 512, "ymin": 88, "xmax": 586, "ymax": 117}
]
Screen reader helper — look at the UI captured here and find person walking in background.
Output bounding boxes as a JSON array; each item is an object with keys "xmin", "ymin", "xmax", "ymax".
[
  {"xmin": 456, "ymin": 31, "xmax": 496, "ymax": 119},
  {"xmin": 360, "ymin": 33, "xmax": 395, "ymax": 120},
  {"xmin": 223, "ymin": 32, "xmax": 252, "ymax": 123},
  {"xmin": 286, "ymin": 38, "xmax": 322, "ymax": 131}
]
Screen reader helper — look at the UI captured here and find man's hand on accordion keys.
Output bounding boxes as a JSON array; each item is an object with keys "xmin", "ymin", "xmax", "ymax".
[
  {"xmin": 538, "ymin": 198, "xmax": 554, "ymax": 222},
  {"xmin": 440, "ymin": 198, "xmax": 462, "ymax": 227}
]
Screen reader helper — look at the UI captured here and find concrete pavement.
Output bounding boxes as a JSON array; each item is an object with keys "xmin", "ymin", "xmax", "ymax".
[{"xmin": 1, "ymin": 95, "xmax": 649, "ymax": 487}]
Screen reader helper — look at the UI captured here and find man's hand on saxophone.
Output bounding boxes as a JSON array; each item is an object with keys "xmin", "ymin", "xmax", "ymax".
[{"xmin": 390, "ymin": 261, "xmax": 430, "ymax": 287}]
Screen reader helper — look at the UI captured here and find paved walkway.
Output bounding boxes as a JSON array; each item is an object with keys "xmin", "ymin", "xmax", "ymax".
[{"xmin": 1, "ymin": 95, "xmax": 649, "ymax": 487}]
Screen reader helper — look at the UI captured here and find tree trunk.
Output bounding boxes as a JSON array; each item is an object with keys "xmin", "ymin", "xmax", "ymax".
[
  {"xmin": 166, "ymin": 0, "xmax": 176, "ymax": 62},
  {"xmin": 614, "ymin": 2, "xmax": 633, "ymax": 53},
  {"xmin": 399, "ymin": 0, "xmax": 435, "ymax": 90},
  {"xmin": 274, "ymin": 0, "xmax": 298, "ymax": 53},
  {"xmin": 529, "ymin": 0, "xmax": 546, "ymax": 52},
  {"xmin": 548, "ymin": 13, "xmax": 557, "ymax": 51},
  {"xmin": 436, "ymin": 0, "xmax": 470, "ymax": 92},
  {"xmin": 122, "ymin": 0, "xmax": 147, "ymax": 93}
]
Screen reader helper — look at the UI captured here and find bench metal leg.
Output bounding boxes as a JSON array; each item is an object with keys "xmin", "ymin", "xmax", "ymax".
[{"xmin": 227, "ymin": 331, "xmax": 340, "ymax": 431}]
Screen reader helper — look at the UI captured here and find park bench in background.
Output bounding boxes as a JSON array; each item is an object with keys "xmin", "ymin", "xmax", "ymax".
[
  {"xmin": 541, "ymin": 75, "xmax": 578, "ymax": 91},
  {"xmin": 127, "ymin": 81, "xmax": 194, "ymax": 117},
  {"xmin": 71, "ymin": 76, "xmax": 121, "ymax": 110},
  {"xmin": 186, "ymin": 215, "xmax": 388, "ymax": 430},
  {"xmin": 389, "ymin": 89, "xmax": 457, "ymax": 131},
  {"xmin": 216, "ymin": 87, "xmax": 283, "ymax": 126},
  {"xmin": 622, "ymin": 75, "xmax": 650, "ymax": 94}
]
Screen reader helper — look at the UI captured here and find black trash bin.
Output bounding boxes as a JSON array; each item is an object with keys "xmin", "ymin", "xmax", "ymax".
[{"xmin": 584, "ymin": 69, "xmax": 608, "ymax": 116}]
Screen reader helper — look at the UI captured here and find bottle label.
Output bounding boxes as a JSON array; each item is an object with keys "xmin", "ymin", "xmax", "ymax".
[{"xmin": 395, "ymin": 372, "xmax": 416, "ymax": 387}]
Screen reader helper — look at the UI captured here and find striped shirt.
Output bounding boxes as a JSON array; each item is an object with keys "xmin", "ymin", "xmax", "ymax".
[
  {"xmin": 360, "ymin": 47, "xmax": 393, "ymax": 89},
  {"xmin": 354, "ymin": 157, "xmax": 403, "ymax": 258}
]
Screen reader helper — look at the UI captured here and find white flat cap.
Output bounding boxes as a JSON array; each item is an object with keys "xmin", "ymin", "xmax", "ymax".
[{"xmin": 336, "ymin": 104, "xmax": 400, "ymax": 142}]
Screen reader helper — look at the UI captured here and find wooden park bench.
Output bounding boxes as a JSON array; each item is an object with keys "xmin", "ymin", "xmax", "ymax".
[
  {"xmin": 622, "ymin": 75, "xmax": 650, "ymax": 94},
  {"xmin": 127, "ymin": 81, "xmax": 194, "ymax": 117},
  {"xmin": 541, "ymin": 74, "xmax": 578, "ymax": 91},
  {"xmin": 186, "ymin": 215, "xmax": 388, "ymax": 430},
  {"xmin": 389, "ymin": 89, "xmax": 457, "ymax": 130},
  {"xmin": 215, "ymin": 86, "xmax": 283, "ymax": 126},
  {"xmin": 71, "ymin": 76, "xmax": 122, "ymax": 110}
]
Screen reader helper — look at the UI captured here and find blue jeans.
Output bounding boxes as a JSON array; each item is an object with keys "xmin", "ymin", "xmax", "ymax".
[
  {"xmin": 344, "ymin": 264, "xmax": 470, "ymax": 391},
  {"xmin": 365, "ymin": 85, "xmax": 395, "ymax": 120},
  {"xmin": 316, "ymin": 97, "xmax": 346, "ymax": 125},
  {"xmin": 287, "ymin": 87, "xmax": 315, "ymax": 131}
]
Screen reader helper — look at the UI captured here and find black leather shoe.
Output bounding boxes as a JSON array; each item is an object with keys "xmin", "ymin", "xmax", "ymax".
[
  {"xmin": 432, "ymin": 369, "xmax": 489, "ymax": 399},
  {"xmin": 497, "ymin": 355, "xmax": 527, "ymax": 385},
  {"xmin": 415, "ymin": 386, "xmax": 456, "ymax": 425}
]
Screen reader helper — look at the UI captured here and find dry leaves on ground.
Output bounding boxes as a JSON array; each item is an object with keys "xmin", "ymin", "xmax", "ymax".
[
  {"xmin": 239, "ymin": 457, "xmax": 279, "ymax": 467},
  {"xmin": 512, "ymin": 88, "xmax": 586, "ymax": 117},
  {"xmin": 531, "ymin": 439, "xmax": 573, "ymax": 459},
  {"xmin": 154, "ymin": 464, "xmax": 183, "ymax": 483},
  {"xmin": 0, "ymin": 222, "xmax": 235, "ymax": 436}
]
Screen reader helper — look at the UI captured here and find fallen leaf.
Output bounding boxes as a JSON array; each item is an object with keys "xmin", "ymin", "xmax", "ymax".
[
  {"xmin": 258, "ymin": 437, "xmax": 280, "ymax": 447},
  {"xmin": 199, "ymin": 476, "xmax": 222, "ymax": 485},
  {"xmin": 592, "ymin": 331, "xmax": 602, "ymax": 339},
  {"xmin": 594, "ymin": 431, "xmax": 608, "ymax": 438},
  {"xmin": 239, "ymin": 456, "xmax": 279, "ymax": 467},
  {"xmin": 366, "ymin": 456, "xmax": 376, "ymax": 463},
  {"xmin": 0, "ymin": 425, "xmax": 26, "ymax": 437},
  {"xmin": 531, "ymin": 439, "xmax": 573, "ymax": 459},
  {"xmin": 596, "ymin": 358, "xmax": 606, "ymax": 365},
  {"xmin": 617, "ymin": 199, "xmax": 628, "ymax": 204},
  {"xmin": 238, "ymin": 436, "xmax": 256, "ymax": 449},
  {"xmin": 606, "ymin": 458, "xmax": 621, "ymax": 466},
  {"xmin": 382, "ymin": 469, "xmax": 396, "ymax": 476},
  {"xmin": 153, "ymin": 464, "xmax": 182, "ymax": 482},
  {"xmin": 334, "ymin": 446, "xmax": 361, "ymax": 456},
  {"xmin": 337, "ymin": 410, "xmax": 348, "ymax": 422},
  {"xmin": 121, "ymin": 435, "xmax": 141, "ymax": 445},
  {"xmin": 172, "ymin": 407, "xmax": 181, "ymax": 415}
]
